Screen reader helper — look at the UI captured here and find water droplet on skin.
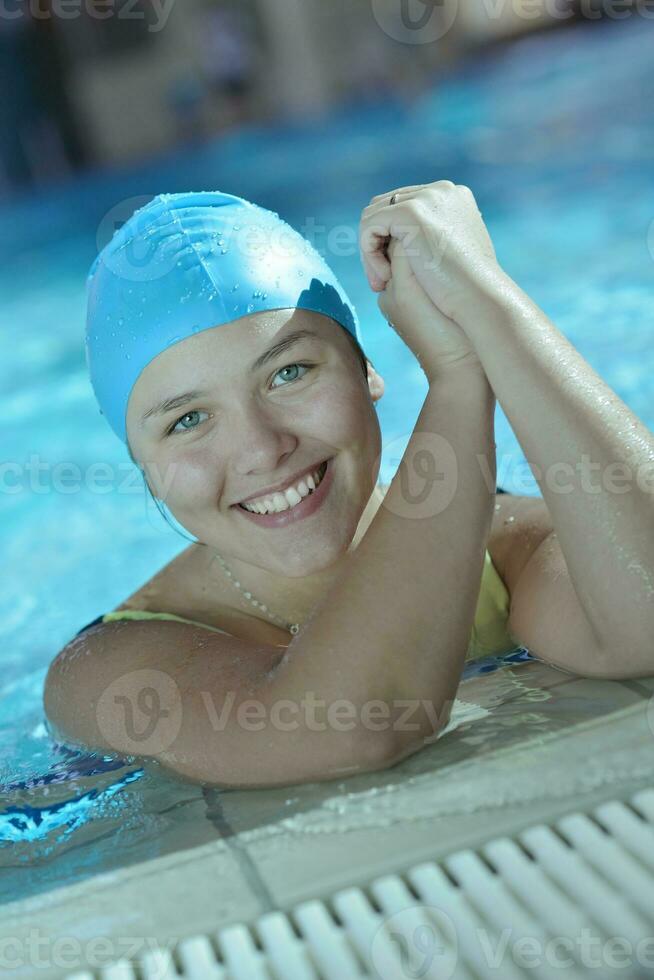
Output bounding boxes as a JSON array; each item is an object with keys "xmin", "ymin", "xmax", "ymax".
[{"xmin": 504, "ymin": 516, "xmax": 515, "ymax": 524}]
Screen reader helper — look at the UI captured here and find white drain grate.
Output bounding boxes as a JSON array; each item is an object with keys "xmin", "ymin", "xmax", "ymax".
[{"xmin": 65, "ymin": 788, "xmax": 654, "ymax": 980}]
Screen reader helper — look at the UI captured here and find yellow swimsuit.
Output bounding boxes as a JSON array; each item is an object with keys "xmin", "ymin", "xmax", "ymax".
[{"xmin": 96, "ymin": 548, "xmax": 516, "ymax": 662}]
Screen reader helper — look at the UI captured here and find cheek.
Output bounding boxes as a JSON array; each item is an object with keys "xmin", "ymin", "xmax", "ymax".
[
  {"xmin": 309, "ymin": 378, "xmax": 368, "ymax": 441},
  {"xmin": 155, "ymin": 445, "xmax": 219, "ymax": 507}
]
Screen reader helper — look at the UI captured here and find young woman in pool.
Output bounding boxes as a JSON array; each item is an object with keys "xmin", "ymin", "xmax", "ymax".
[{"xmin": 44, "ymin": 185, "xmax": 654, "ymax": 789}]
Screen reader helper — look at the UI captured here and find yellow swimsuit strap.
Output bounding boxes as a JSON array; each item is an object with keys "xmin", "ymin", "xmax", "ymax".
[{"xmin": 101, "ymin": 609, "xmax": 233, "ymax": 636}]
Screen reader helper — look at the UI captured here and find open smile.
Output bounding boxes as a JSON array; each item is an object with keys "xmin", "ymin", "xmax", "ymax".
[{"xmin": 233, "ymin": 458, "xmax": 333, "ymax": 528}]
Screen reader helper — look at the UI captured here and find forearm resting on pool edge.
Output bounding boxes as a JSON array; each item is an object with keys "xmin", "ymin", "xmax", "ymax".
[{"xmin": 265, "ymin": 367, "xmax": 497, "ymax": 758}]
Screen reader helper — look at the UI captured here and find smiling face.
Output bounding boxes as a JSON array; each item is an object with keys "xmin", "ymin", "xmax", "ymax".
[{"xmin": 126, "ymin": 309, "xmax": 385, "ymax": 578}]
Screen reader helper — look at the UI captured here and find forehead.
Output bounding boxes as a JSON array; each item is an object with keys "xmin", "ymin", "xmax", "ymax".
[{"xmin": 126, "ymin": 308, "xmax": 342, "ymax": 419}]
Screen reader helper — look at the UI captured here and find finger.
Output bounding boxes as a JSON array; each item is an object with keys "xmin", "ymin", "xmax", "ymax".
[
  {"xmin": 367, "ymin": 183, "xmax": 431, "ymax": 206},
  {"xmin": 359, "ymin": 199, "xmax": 421, "ymax": 289},
  {"xmin": 362, "ymin": 188, "xmax": 419, "ymax": 219},
  {"xmin": 359, "ymin": 219, "xmax": 394, "ymax": 289},
  {"xmin": 365, "ymin": 180, "xmax": 455, "ymax": 210}
]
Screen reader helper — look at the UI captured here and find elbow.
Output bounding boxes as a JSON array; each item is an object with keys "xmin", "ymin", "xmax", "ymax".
[{"xmin": 592, "ymin": 636, "xmax": 654, "ymax": 680}]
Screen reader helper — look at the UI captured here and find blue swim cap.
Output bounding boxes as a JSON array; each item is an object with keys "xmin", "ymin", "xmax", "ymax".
[{"xmin": 85, "ymin": 191, "xmax": 362, "ymax": 443}]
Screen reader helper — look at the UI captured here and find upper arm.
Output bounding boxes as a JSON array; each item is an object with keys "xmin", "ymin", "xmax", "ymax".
[
  {"xmin": 43, "ymin": 621, "xmax": 393, "ymax": 789},
  {"xmin": 487, "ymin": 493, "xmax": 554, "ymax": 595},
  {"xmin": 488, "ymin": 494, "xmax": 610, "ymax": 677}
]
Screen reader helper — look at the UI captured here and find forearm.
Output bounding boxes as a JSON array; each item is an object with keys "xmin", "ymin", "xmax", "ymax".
[
  {"xmin": 464, "ymin": 270, "xmax": 654, "ymax": 655},
  {"xmin": 269, "ymin": 367, "xmax": 497, "ymax": 753}
]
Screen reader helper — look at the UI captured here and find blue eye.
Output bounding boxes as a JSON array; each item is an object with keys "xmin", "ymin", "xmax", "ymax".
[
  {"xmin": 168, "ymin": 409, "xmax": 210, "ymax": 435},
  {"xmin": 270, "ymin": 362, "xmax": 313, "ymax": 388}
]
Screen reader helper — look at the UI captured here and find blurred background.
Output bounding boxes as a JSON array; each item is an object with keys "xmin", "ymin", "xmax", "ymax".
[
  {"xmin": 1, "ymin": 0, "xmax": 654, "ymax": 783},
  {"xmin": 0, "ymin": 0, "xmax": 631, "ymax": 191}
]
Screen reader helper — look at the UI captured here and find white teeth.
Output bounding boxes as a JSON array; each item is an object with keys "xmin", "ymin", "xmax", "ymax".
[{"xmin": 241, "ymin": 464, "xmax": 326, "ymax": 514}]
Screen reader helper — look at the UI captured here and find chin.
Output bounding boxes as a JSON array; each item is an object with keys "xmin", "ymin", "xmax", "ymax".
[{"xmin": 271, "ymin": 539, "xmax": 345, "ymax": 578}]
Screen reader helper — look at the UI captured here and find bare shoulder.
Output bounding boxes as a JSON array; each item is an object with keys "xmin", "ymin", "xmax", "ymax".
[
  {"xmin": 43, "ymin": 617, "xmax": 284, "ymax": 762},
  {"xmin": 487, "ymin": 493, "xmax": 554, "ymax": 596}
]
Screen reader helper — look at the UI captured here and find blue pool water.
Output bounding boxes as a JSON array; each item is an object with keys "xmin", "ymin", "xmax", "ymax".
[{"xmin": 1, "ymin": 17, "xmax": 653, "ymax": 902}]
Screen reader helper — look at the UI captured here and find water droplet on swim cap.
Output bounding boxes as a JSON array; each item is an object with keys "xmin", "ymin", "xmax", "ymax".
[{"xmin": 85, "ymin": 190, "xmax": 361, "ymax": 444}]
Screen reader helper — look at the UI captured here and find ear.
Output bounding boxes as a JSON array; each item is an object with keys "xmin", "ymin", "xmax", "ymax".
[{"xmin": 367, "ymin": 360, "xmax": 384, "ymax": 406}]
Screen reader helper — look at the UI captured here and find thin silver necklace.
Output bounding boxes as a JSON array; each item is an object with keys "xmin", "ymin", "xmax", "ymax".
[{"xmin": 212, "ymin": 551, "xmax": 301, "ymax": 635}]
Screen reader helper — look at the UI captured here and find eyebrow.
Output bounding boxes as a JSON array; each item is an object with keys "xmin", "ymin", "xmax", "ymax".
[{"xmin": 139, "ymin": 329, "xmax": 323, "ymax": 426}]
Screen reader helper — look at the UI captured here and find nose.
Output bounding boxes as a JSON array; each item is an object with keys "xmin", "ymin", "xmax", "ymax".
[{"xmin": 224, "ymin": 397, "xmax": 297, "ymax": 477}]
